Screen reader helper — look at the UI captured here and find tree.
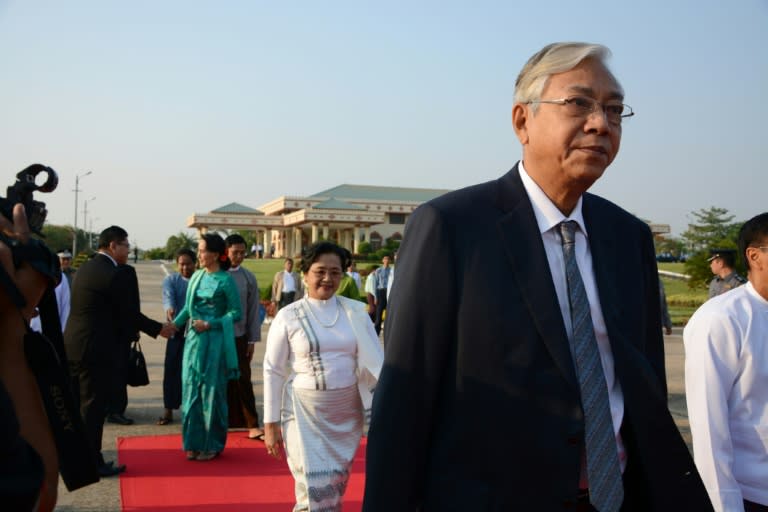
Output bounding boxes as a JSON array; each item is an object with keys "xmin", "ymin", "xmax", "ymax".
[
  {"xmin": 654, "ymin": 235, "xmax": 684, "ymax": 260},
  {"xmin": 39, "ymin": 224, "xmax": 73, "ymax": 253},
  {"xmin": 37, "ymin": 223, "xmax": 94, "ymax": 257},
  {"xmin": 164, "ymin": 231, "xmax": 197, "ymax": 259},
  {"xmin": 681, "ymin": 207, "xmax": 744, "ymax": 289}
]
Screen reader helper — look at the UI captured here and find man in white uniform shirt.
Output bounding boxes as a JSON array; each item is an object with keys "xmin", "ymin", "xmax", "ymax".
[{"xmin": 685, "ymin": 212, "xmax": 768, "ymax": 512}]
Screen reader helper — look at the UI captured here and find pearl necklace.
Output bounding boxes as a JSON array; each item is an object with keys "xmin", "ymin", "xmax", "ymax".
[{"xmin": 304, "ymin": 297, "xmax": 340, "ymax": 328}]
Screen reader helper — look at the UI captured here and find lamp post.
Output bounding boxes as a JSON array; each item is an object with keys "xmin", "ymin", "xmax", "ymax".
[
  {"xmin": 73, "ymin": 171, "xmax": 93, "ymax": 257},
  {"xmin": 83, "ymin": 196, "xmax": 96, "ymax": 252}
]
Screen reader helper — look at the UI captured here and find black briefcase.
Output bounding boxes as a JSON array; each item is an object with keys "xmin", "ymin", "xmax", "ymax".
[{"xmin": 127, "ymin": 341, "xmax": 150, "ymax": 387}]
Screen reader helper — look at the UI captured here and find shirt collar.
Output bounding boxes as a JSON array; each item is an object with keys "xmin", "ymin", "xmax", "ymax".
[
  {"xmin": 518, "ymin": 161, "xmax": 588, "ymax": 238},
  {"xmin": 97, "ymin": 251, "xmax": 118, "ymax": 266},
  {"xmin": 229, "ymin": 266, "xmax": 240, "ymax": 272}
]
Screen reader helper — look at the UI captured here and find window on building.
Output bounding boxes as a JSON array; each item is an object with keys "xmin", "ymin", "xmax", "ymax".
[{"xmin": 389, "ymin": 213, "xmax": 406, "ymax": 224}]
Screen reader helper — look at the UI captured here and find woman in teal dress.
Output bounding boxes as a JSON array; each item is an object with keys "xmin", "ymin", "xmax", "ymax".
[{"xmin": 173, "ymin": 233, "xmax": 242, "ymax": 461}]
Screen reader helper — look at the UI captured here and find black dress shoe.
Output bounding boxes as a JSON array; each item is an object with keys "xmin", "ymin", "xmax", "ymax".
[
  {"xmin": 107, "ymin": 413, "xmax": 134, "ymax": 425},
  {"xmin": 98, "ymin": 462, "xmax": 127, "ymax": 477}
]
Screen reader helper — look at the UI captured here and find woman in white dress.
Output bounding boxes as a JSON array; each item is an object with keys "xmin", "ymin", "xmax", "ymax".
[{"xmin": 263, "ymin": 241, "xmax": 383, "ymax": 511}]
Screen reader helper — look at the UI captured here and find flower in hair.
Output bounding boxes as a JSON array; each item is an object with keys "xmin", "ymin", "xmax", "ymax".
[{"xmin": 220, "ymin": 254, "xmax": 227, "ymax": 262}]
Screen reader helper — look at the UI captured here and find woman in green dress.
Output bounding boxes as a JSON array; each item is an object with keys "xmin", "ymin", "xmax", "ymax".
[{"xmin": 173, "ymin": 233, "xmax": 242, "ymax": 461}]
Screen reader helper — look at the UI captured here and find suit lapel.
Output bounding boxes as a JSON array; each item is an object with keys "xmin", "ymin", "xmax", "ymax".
[
  {"xmin": 496, "ymin": 167, "xmax": 577, "ymax": 388},
  {"xmin": 582, "ymin": 196, "xmax": 624, "ymax": 346}
]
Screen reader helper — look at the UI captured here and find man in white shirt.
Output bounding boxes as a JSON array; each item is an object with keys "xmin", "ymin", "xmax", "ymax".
[
  {"xmin": 30, "ymin": 275, "xmax": 70, "ymax": 333},
  {"xmin": 685, "ymin": 212, "xmax": 768, "ymax": 512},
  {"xmin": 271, "ymin": 257, "xmax": 303, "ymax": 311}
]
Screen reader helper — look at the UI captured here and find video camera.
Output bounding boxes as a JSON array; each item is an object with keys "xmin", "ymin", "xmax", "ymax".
[{"xmin": 0, "ymin": 164, "xmax": 58, "ymax": 236}]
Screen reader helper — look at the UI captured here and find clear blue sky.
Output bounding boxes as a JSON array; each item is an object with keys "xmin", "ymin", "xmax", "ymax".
[{"xmin": 1, "ymin": 1, "xmax": 765, "ymax": 248}]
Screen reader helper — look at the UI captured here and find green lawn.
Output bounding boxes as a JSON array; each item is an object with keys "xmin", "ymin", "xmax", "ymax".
[
  {"xmin": 657, "ymin": 262, "xmax": 687, "ymax": 274},
  {"xmin": 240, "ymin": 258, "xmax": 286, "ymax": 300},
  {"xmin": 239, "ymin": 257, "xmax": 704, "ymax": 325}
]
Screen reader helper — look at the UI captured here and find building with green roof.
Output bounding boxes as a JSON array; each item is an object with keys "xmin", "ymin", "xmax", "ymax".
[{"xmin": 187, "ymin": 184, "xmax": 451, "ymax": 257}]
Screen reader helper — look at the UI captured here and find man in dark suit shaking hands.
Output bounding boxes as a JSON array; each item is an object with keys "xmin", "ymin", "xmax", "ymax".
[
  {"xmin": 64, "ymin": 225, "xmax": 135, "ymax": 477},
  {"xmin": 363, "ymin": 42, "xmax": 713, "ymax": 511}
]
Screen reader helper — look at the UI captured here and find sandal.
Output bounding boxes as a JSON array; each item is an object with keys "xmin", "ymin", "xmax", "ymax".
[
  {"xmin": 195, "ymin": 451, "xmax": 219, "ymax": 461},
  {"xmin": 247, "ymin": 432, "xmax": 265, "ymax": 441},
  {"xmin": 186, "ymin": 451, "xmax": 199, "ymax": 460},
  {"xmin": 157, "ymin": 416, "xmax": 173, "ymax": 425}
]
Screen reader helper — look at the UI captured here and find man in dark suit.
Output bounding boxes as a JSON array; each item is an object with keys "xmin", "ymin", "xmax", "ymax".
[
  {"xmin": 64, "ymin": 226, "xmax": 136, "ymax": 477},
  {"xmin": 363, "ymin": 42, "xmax": 713, "ymax": 511},
  {"xmin": 105, "ymin": 264, "xmax": 173, "ymax": 425}
]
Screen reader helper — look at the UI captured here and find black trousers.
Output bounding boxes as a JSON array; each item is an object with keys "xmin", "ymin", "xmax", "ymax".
[
  {"xmin": 374, "ymin": 289, "xmax": 387, "ymax": 335},
  {"xmin": 106, "ymin": 341, "xmax": 131, "ymax": 415},
  {"xmin": 227, "ymin": 336, "xmax": 260, "ymax": 429},
  {"xmin": 69, "ymin": 359, "xmax": 112, "ymax": 467},
  {"xmin": 162, "ymin": 332, "xmax": 185, "ymax": 410},
  {"xmin": 278, "ymin": 291, "xmax": 296, "ymax": 310}
]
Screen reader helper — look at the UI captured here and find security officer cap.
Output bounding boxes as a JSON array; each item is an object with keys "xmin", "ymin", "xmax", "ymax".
[{"xmin": 707, "ymin": 248, "xmax": 736, "ymax": 262}]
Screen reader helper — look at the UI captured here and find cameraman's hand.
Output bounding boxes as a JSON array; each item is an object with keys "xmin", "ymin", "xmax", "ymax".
[{"xmin": 0, "ymin": 203, "xmax": 49, "ymax": 320}]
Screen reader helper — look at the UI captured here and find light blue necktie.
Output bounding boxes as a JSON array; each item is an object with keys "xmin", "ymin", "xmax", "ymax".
[{"xmin": 559, "ymin": 220, "xmax": 624, "ymax": 512}]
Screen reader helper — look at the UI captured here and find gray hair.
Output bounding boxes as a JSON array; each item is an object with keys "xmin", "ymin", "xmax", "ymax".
[{"xmin": 514, "ymin": 42, "xmax": 619, "ymax": 111}]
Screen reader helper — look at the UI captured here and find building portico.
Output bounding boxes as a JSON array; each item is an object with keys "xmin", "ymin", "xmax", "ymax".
[{"xmin": 186, "ymin": 184, "xmax": 451, "ymax": 257}]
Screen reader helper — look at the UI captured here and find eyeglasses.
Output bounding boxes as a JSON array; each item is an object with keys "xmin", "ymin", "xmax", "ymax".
[
  {"xmin": 310, "ymin": 269, "xmax": 343, "ymax": 280},
  {"xmin": 526, "ymin": 96, "xmax": 634, "ymax": 125}
]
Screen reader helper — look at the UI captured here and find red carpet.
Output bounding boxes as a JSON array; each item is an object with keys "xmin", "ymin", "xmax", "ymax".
[{"xmin": 118, "ymin": 433, "xmax": 366, "ymax": 511}]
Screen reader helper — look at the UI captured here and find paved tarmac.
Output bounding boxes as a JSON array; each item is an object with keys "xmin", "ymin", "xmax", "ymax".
[{"xmin": 52, "ymin": 260, "xmax": 692, "ymax": 511}]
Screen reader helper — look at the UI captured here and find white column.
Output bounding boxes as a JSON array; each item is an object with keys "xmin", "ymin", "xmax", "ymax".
[
  {"xmin": 294, "ymin": 227, "xmax": 302, "ymax": 256},
  {"xmin": 353, "ymin": 225, "xmax": 360, "ymax": 254},
  {"xmin": 283, "ymin": 229, "xmax": 291, "ymax": 258},
  {"xmin": 364, "ymin": 226, "xmax": 371, "ymax": 242},
  {"xmin": 311, "ymin": 223, "xmax": 318, "ymax": 243}
]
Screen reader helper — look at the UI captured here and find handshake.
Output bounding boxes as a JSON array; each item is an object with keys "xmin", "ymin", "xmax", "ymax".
[{"xmin": 159, "ymin": 322, "xmax": 177, "ymax": 339}]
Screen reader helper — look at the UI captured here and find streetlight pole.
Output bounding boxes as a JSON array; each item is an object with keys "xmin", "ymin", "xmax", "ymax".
[
  {"xmin": 83, "ymin": 196, "xmax": 96, "ymax": 252},
  {"xmin": 72, "ymin": 171, "xmax": 92, "ymax": 257}
]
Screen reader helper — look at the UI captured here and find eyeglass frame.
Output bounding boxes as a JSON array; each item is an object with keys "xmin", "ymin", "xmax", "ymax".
[
  {"xmin": 525, "ymin": 96, "xmax": 634, "ymax": 124},
  {"xmin": 309, "ymin": 269, "xmax": 344, "ymax": 280}
]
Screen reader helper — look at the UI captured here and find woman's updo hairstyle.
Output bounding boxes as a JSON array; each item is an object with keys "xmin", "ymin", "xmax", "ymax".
[
  {"xmin": 300, "ymin": 241, "xmax": 351, "ymax": 273},
  {"xmin": 201, "ymin": 233, "xmax": 231, "ymax": 271}
]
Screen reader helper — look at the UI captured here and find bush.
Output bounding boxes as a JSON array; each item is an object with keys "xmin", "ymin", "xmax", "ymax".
[
  {"xmin": 144, "ymin": 247, "xmax": 167, "ymax": 260},
  {"xmin": 357, "ymin": 241, "xmax": 372, "ymax": 255}
]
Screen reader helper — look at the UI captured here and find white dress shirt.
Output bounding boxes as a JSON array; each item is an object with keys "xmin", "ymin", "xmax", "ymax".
[
  {"xmin": 519, "ymin": 163, "xmax": 626, "ymax": 476},
  {"xmin": 684, "ymin": 282, "xmax": 768, "ymax": 511},
  {"xmin": 282, "ymin": 271, "xmax": 296, "ymax": 293}
]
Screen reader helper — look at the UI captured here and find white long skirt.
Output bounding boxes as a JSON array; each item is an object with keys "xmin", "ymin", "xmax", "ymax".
[{"xmin": 282, "ymin": 382, "xmax": 363, "ymax": 512}]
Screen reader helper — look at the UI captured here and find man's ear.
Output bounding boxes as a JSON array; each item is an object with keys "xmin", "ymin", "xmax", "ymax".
[{"xmin": 512, "ymin": 103, "xmax": 529, "ymax": 145}]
